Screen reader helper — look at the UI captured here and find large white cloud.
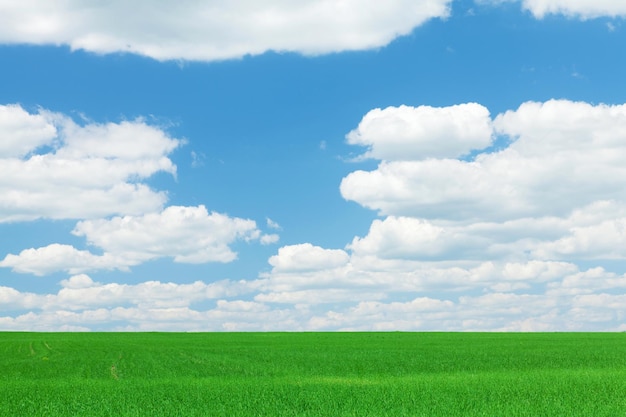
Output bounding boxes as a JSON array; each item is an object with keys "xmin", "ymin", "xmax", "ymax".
[
  {"xmin": 0, "ymin": 206, "xmax": 268, "ymax": 275},
  {"xmin": 347, "ymin": 216, "xmax": 485, "ymax": 260},
  {"xmin": 74, "ymin": 205, "xmax": 262, "ymax": 264},
  {"xmin": 346, "ymin": 103, "xmax": 493, "ymax": 161},
  {"xmin": 341, "ymin": 100, "xmax": 626, "ymax": 221},
  {"xmin": 0, "ymin": 104, "xmax": 181, "ymax": 222},
  {"xmin": 0, "ymin": 0, "xmax": 451, "ymax": 61}
]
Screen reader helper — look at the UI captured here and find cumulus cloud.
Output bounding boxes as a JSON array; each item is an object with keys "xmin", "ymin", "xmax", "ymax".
[
  {"xmin": 0, "ymin": 0, "xmax": 451, "ymax": 61},
  {"xmin": 339, "ymin": 100, "xmax": 626, "ymax": 271},
  {"xmin": 260, "ymin": 234, "xmax": 280, "ymax": 245},
  {"xmin": 268, "ymin": 243, "xmax": 350, "ymax": 273},
  {"xmin": 532, "ymin": 218, "xmax": 626, "ymax": 260},
  {"xmin": 5, "ymin": 99, "xmax": 626, "ymax": 331},
  {"xmin": 74, "ymin": 205, "xmax": 261, "ymax": 264},
  {"xmin": 0, "ymin": 206, "xmax": 265, "ymax": 275},
  {"xmin": 341, "ymin": 100, "xmax": 626, "ymax": 221},
  {"xmin": 0, "ymin": 244, "xmax": 122, "ymax": 276},
  {"xmin": 0, "ymin": 104, "xmax": 278, "ymax": 276},
  {"xmin": 0, "ymin": 104, "xmax": 181, "ymax": 222},
  {"xmin": 0, "ymin": 104, "xmax": 57, "ymax": 157},
  {"xmin": 246, "ymin": 99, "xmax": 626, "ymax": 330},
  {"xmin": 346, "ymin": 103, "xmax": 493, "ymax": 161},
  {"xmin": 347, "ymin": 216, "xmax": 485, "ymax": 260}
]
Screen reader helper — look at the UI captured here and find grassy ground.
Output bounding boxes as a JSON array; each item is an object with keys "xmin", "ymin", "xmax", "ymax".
[{"xmin": 1, "ymin": 332, "xmax": 625, "ymax": 416}]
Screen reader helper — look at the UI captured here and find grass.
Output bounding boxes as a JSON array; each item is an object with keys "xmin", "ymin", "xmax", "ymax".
[{"xmin": 1, "ymin": 332, "xmax": 625, "ymax": 416}]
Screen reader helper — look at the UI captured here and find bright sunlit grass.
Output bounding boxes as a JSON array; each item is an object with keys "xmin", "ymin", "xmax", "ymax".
[{"xmin": 1, "ymin": 332, "xmax": 625, "ymax": 416}]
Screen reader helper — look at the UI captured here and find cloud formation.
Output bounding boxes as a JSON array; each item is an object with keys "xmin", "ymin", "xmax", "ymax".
[
  {"xmin": 520, "ymin": 0, "xmax": 626, "ymax": 18},
  {"xmin": 479, "ymin": 0, "xmax": 626, "ymax": 19},
  {"xmin": 0, "ymin": 206, "xmax": 270, "ymax": 275},
  {"xmin": 2, "ymin": 260, "xmax": 626, "ymax": 331},
  {"xmin": 4, "ymin": 99, "xmax": 626, "ymax": 331},
  {"xmin": 0, "ymin": 0, "xmax": 451, "ymax": 61},
  {"xmin": 0, "ymin": 104, "xmax": 180, "ymax": 222},
  {"xmin": 341, "ymin": 100, "xmax": 626, "ymax": 221},
  {"xmin": 0, "ymin": 105, "xmax": 276, "ymax": 275},
  {"xmin": 250, "ymin": 99, "xmax": 626, "ymax": 330},
  {"xmin": 346, "ymin": 103, "xmax": 493, "ymax": 160}
]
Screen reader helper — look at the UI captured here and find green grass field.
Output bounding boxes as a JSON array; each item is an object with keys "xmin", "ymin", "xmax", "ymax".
[{"xmin": 1, "ymin": 332, "xmax": 625, "ymax": 416}]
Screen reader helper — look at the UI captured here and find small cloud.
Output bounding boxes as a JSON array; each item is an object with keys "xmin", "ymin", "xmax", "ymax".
[
  {"xmin": 266, "ymin": 218, "xmax": 282, "ymax": 230},
  {"xmin": 320, "ymin": 140, "xmax": 327, "ymax": 150},
  {"xmin": 607, "ymin": 22, "xmax": 617, "ymax": 32},
  {"xmin": 261, "ymin": 234, "xmax": 280, "ymax": 245},
  {"xmin": 571, "ymin": 66, "xmax": 584, "ymax": 79},
  {"xmin": 191, "ymin": 151, "xmax": 206, "ymax": 168},
  {"xmin": 60, "ymin": 274, "xmax": 97, "ymax": 289}
]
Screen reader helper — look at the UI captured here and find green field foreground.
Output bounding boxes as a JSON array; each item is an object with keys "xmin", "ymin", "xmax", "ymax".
[{"xmin": 1, "ymin": 332, "xmax": 625, "ymax": 416}]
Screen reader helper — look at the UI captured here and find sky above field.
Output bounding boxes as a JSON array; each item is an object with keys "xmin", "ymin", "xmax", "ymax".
[{"xmin": 2, "ymin": 0, "xmax": 626, "ymax": 331}]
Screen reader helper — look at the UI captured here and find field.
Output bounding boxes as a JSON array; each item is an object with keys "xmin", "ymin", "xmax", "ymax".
[{"xmin": 1, "ymin": 332, "xmax": 625, "ymax": 416}]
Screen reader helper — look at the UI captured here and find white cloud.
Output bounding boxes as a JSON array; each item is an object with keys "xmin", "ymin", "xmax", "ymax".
[
  {"xmin": 341, "ymin": 100, "xmax": 626, "ymax": 221},
  {"xmin": 519, "ymin": 0, "xmax": 626, "ymax": 19},
  {"xmin": 0, "ymin": 206, "xmax": 265, "ymax": 275},
  {"xmin": 266, "ymin": 217, "xmax": 282, "ymax": 230},
  {"xmin": 268, "ymin": 243, "xmax": 350, "ymax": 273},
  {"xmin": 5, "ymin": 99, "xmax": 626, "ymax": 331},
  {"xmin": 2, "ymin": 260, "xmax": 626, "ymax": 330},
  {"xmin": 0, "ymin": 0, "xmax": 451, "ymax": 61},
  {"xmin": 0, "ymin": 274, "xmax": 255, "ymax": 312},
  {"xmin": 0, "ymin": 104, "xmax": 181, "ymax": 222},
  {"xmin": 533, "ymin": 218, "xmax": 626, "ymax": 260},
  {"xmin": 348, "ymin": 216, "xmax": 485, "ymax": 260},
  {"xmin": 59, "ymin": 274, "xmax": 98, "ymax": 289},
  {"xmin": 0, "ymin": 104, "xmax": 277, "ymax": 276},
  {"xmin": 0, "ymin": 276, "xmax": 302, "ymax": 331},
  {"xmin": 245, "ymin": 98, "xmax": 626, "ymax": 330},
  {"xmin": 477, "ymin": 0, "xmax": 626, "ymax": 19},
  {"xmin": 74, "ymin": 205, "xmax": 261, "ymax": 264},
  {"xmin": 0, "ymin": 104, "xmax": 57, "ymax": 157},
  {"xmin": 260, "ymin": 234, "xmax": 280, "ymax": 245},
  {"xmin": 255, "ymin": 289, "xmax": 386, "ymax": 305},
  {"xmin": 0, "ymin": 286, "xmax": 44, "ymax": 310},
  {"xmin": 308, "ymin": 297, "xmax": 455, "ymax": 330},
  {"xmin": 0, "ymin": 244, "xmax": 123, "ymax": 276},
  {"xmin": 346, "ymin": 103, "xmax": 493, "ymax": 161}
]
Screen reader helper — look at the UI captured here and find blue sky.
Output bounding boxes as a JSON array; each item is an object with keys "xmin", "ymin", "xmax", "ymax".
[{"xmin": 2, "ymin": 0, "xmax": 626, "ymax": 330}]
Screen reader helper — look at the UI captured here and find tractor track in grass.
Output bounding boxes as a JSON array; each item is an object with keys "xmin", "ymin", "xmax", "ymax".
[{"xmin": 110, "ymin": 364, "xmax": 119, "ymax": 380}]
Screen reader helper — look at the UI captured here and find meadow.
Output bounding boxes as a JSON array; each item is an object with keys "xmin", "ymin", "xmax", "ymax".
[{"xmin": 1, "ymin": 332, "xmax": 625, "ymax": 416}]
